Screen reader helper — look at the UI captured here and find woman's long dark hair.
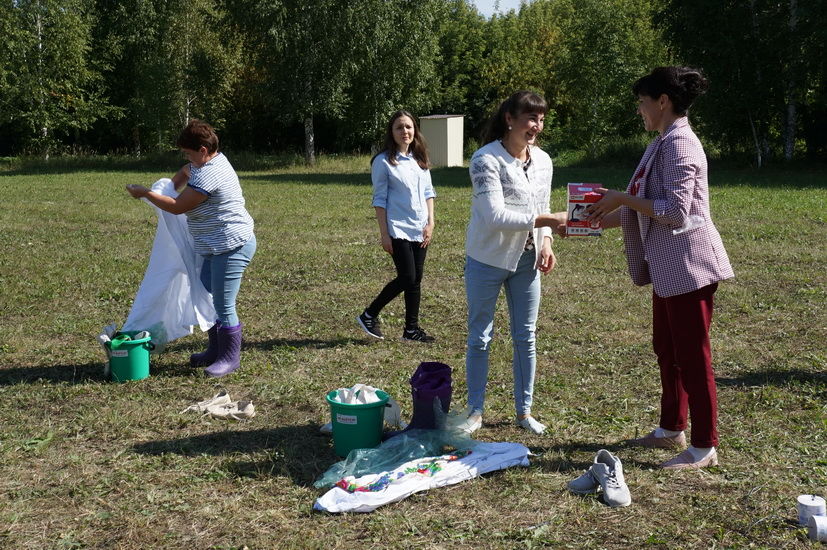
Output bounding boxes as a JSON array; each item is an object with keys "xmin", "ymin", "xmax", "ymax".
[
  {"xmin": 482, "ymin": 91, "xmax": 547, "ymax": 144},
  {"xmin": 372, "ymin": 110, "xmax": 430, "ymax": 170}
]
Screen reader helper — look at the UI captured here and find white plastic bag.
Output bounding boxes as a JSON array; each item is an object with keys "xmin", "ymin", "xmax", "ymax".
[{"xmin": 122, "ymin": 178, "xmax": 216, "ymax": 352}]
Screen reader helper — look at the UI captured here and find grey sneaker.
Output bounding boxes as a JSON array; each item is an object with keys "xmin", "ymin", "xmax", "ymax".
[
  {"xmin": 590, "ymin": 449, "xmax": 631, "ymax": 507},
  {"xmin": 567, "ymin": 469, "xmax": 599, "ymax": 495},
  {"xmin": 357, "ymin": 311, "xmax": 383, "ymax": 339}
]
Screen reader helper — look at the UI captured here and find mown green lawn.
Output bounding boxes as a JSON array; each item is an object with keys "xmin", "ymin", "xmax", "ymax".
[{"xmin": 0, "ymin": 157, "xmax": 825, "ymax": 549}]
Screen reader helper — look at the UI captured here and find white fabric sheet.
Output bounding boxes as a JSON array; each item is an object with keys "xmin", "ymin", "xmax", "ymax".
[{"xmin": 122, "ymin": 178, "xmax": 216, "ymax": 352}]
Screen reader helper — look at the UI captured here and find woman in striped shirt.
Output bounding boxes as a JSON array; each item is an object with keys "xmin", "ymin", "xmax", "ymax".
[{"xmin": 126, "ymin": 119, "xmax": 256, "ymax": 378}]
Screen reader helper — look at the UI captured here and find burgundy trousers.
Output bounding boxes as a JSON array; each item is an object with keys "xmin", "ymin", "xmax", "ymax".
[{"xmin": 652, "ymin": 282, "xmax": 718, "ymax": 448}]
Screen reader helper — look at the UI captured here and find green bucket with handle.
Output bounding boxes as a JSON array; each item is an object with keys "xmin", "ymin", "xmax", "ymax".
[
  {"xmin": 109, "ymin": 331, "xmax": 153, "ymax": 382},
  {"xmin": 326, "ymin": 389, "xmax": 389, "ymax": 457}
]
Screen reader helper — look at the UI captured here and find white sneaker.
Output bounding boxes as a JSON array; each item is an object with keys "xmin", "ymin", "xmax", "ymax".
[
  {"xmin": 567, "ymin": 470, "xmax": 599, "ymax": 495},
  {"xmin": 205, "ymin": 400, "xmax": 256, "ymax": 420},
  {"xmin": 457, "ymin": 414, "xmax": 482, "ymax": 434},
  {"xmin": 516, "ymin": 416, "xmax": 546, "ymax": 434},
  {"xmin": 180, "ymin": 389, "xmax": 232, "ymax": 413},
  {"xmin": 590, "ymin": 449, "xmax": 631, "ymax": 507}
]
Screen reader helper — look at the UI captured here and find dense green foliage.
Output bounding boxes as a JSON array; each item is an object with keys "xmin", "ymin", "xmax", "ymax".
[{"xmin": 0, "ymin": 0, "xmax": 824, "ymax": 162}]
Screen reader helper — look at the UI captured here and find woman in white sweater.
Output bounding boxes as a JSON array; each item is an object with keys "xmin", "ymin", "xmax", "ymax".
[{"xmin": 461, "ymin": 91, "xmax": 564, "ymax": 435}]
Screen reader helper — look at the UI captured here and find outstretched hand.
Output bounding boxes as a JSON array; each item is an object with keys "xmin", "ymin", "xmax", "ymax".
[
  {"xmin": 586, "ymin": 188, "xmax": 623, "ymax": 223},
  {"xmin": 126, "ymin": 184, "xmax": 149, "ymax": 199},
  {"xmin": 535, "ymin": 211, "xmax": 568, "ymax": 238}
]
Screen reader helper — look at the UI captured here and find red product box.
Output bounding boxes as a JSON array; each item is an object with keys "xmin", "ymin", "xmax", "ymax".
[{"xmin": 566, "ymin": 183, "xmax": 603, "ymax": 237}]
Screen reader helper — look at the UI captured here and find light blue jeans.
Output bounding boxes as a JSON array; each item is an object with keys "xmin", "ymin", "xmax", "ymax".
[
  {"xmin": 465, "ymin": 250, "xmax": 541, "ymax": 417},
  {"xmin": 200, "ymin": 235, "xmax": 257, "ymax": 327}
]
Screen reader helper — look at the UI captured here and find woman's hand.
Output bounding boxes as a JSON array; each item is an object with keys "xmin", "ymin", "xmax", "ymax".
[
  {"xmin": 535, "ymin": 211, "xmax": 568, "ymax": 237},
  {"xmin": 171, "ymin": 165, "xmax": 190, "ymax": 192},
  {"xmin": 536, "ymin": 240, "xmax": 556, "ymax": 274},
  {"xmin": 421, "ymin": 223, "xmax": 434, "ymax": 248},
  {"xmin": 126, "ymin": 184, "xmax": 149, "ymax": 198},
  {"xmin": 586, "ymin": 188, "xmax": 624, "ymax": 223},
  {"xmin": 380, "ymin": 233, "xmax": 393, "ymax": 255}
]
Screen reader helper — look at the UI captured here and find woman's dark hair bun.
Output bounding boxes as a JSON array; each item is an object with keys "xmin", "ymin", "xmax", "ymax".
[
  {"xmin": 679, "ymin": 68, "xmax": 709, "ymax": 97},
  {"xmin": 632, "ymin": 66, "xmax": 708, "ymax": 116}
]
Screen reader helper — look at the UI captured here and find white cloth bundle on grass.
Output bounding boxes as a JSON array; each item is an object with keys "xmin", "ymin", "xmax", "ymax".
[{"xmin": 121, "ymin": 178, "xmax": 216, "ymax": 352}]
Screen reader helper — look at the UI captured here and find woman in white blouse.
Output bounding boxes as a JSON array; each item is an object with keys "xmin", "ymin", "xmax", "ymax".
[{"xmin": 461, "ymin": 91, "xmax": 564, "ymax": 434}]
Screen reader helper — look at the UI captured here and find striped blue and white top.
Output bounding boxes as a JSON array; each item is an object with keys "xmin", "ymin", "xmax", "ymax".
[{"xmin": 185, "ymin": 153, "xmax": 254, "ymax": 255}]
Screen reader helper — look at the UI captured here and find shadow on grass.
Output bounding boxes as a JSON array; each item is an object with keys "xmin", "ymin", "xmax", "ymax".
[
  {"xmin": 529, "ymin": 440, "xmax": 667, "ymax": 473},
  {"xmin": 0, "ymin": 336, "xmax": 369, "ymax": 385},
  {"xmin": 132, "ymin": 425, "xmax": 338, "ymax": 487},
  {"xmin": 716, "ymin": 368, "xmax": 827, "ymax": 388},
  {"xmin": 246, "ymin": 337, "xmax": 369, "ymax": 352},
  {"xmin": 243, "ymin": 166, "xmax": 471, "ymax": 188},
  {"xmin": 158, "ymin": 336, "xmax": 368, "ymax": 358},
  {"xmin": 0, "ymin": 362, "xmax": 104, "ymax": 386}
]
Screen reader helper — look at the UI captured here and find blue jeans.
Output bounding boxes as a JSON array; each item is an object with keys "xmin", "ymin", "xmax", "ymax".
[
  {"xmin": 200, "ymin": 235, "xmax": 257, "ymax": 327},
  {"xmin": 465, "ymin": 250, "xmax": 541, "ymax": 417}
]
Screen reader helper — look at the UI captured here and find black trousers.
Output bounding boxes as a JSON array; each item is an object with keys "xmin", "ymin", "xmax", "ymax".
[{"xmin": 366, "ymin": 238, "xmax": 427, "ymax": 330}]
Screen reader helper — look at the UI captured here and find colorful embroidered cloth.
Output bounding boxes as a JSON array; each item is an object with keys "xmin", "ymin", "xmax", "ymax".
[
  {"xmin": 334, "ymin": 450, "xmax": 473, "ymax": 493},
  {"xmin": 314, "ymin": 442, "xmax": 529, "ymax": 513}
]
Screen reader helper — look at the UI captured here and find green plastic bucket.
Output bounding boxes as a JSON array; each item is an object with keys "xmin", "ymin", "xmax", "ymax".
[
  {"xmin": 109, "ymin": 331, "xmax": 153, "ymax": 382},
  {"xmin": 326, "ymin": 389, "xmax": 389, "ymax": 457}
]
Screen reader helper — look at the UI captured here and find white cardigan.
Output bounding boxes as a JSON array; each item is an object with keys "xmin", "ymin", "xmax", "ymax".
[{"xmin": 466, "ymin": 141, "xmax": 553, "ymax": 271}]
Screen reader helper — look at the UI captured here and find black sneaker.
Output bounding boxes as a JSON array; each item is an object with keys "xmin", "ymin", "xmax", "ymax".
[
  {"xmin": 402, "ymin": 327, "xmax": 435, "ymax": 343},
  {"xmin": 357, "ymin": 311, "xmax": 383, "ymax": 339}
]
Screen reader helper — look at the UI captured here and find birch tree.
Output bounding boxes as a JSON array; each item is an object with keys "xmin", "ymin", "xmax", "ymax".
[
  {"xmin": 235, "ymin": 0, "xmax": 357, "ymax": 164},
  {"xmin": 0, "ymin": 0, "xmax": 114, "ymax": 155},
  {"xmin": 549, "ymin": 0, "xmax": 664, "ymax": 155},
  {"xmin": 94, "ymin": 0, "xmax": 241, "ymax": 153},
  {"xmin": 342, "ymin": 0, "xmax": 444, "ymax": 151}
]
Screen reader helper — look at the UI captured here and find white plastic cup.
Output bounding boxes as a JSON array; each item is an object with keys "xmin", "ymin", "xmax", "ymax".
[
  {"xmin": 797, "ymin": 494, "xmax": 826, "ymax": 526},
  {"xmin": 809, "ymin": 514, "xmax": 827, "ymax": 542}
]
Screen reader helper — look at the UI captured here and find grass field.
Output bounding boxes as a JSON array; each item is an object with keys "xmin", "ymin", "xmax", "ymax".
[{"xmin": 0, "ymin": 156, "xmax": 825, "ymax": 549}]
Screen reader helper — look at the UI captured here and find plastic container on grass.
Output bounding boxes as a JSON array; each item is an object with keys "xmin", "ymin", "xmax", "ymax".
[
  {"xmin": 108, "ymin": 331, "xmax": 153, "ymax": 382},
  {"xmin": 326, "ymin": 389, "xmax": 389, "ymax": 457}
]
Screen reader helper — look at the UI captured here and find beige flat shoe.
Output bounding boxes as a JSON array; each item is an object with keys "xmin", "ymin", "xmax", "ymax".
[
  {"xmin": 660, "ymin": 449, "xmax": 718, "ymax": 469},
  {"xmin": 628, "ymin": 429, "xmax": 686, "ymax": 449}
]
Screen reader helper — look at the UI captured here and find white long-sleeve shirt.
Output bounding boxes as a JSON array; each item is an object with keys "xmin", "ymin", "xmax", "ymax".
[{"xmin": 466, "ymin": 140, "xmax": 553, "ymax": 271}]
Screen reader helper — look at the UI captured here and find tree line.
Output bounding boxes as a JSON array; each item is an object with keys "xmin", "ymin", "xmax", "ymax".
[{"xmin": 1, "ymin": 0, "xmax": 824, "ymax": 165}]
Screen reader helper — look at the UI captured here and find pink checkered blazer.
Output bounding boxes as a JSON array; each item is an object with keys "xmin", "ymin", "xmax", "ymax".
[{"xmin": 620, "ymin": 118, "xmax": 734, "ymax": 298}]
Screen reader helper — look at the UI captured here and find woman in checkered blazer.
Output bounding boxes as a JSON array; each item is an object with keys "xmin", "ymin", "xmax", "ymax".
[{"xmin": 586, "ymin": 67, "xmax": 734, "ymax": 469}]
